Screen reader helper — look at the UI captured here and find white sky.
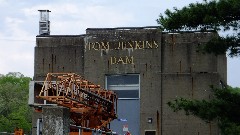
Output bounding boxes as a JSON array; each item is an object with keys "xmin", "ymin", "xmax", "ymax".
[{"xmin": 0, "ymin": 0, "xmax": 239, "ymax": 87}]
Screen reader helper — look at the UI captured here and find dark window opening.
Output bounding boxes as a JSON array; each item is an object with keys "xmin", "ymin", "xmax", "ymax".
[{"xmin": 106, "ymin": 74, "xmax": 140, "ymax": 99}]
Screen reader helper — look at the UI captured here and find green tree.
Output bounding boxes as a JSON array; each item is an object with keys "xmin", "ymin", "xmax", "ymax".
[
  {"xmin": 168, "ymin": 86, "xmax": 240, "ymax": 135},
  {"xmin": 0, "ymin": 72, "xmax": 32, "ymax": 134},
  {"xmin": 157, "ymin": 0, "xmax": 240, "ymax": 134},
  {"xmin": 157, "ymin": 0, "xmax": 240, "ymax": 57}
]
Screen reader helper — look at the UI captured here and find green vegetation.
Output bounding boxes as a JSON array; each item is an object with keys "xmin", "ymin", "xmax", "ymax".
[
  {"xmin": 158, "ymin": 0, "xmax": 240, "ymax": 134},
  {"xmin": 168, "ymin": 86, "xmax": 240, "ymax": 135},
  {"xmin": 157, "ymin": 0, "xmax": 240, "ymax": 57},
  {"xmin": 0, "ymin": 72, "xmax": 32, "ymax": 134}
]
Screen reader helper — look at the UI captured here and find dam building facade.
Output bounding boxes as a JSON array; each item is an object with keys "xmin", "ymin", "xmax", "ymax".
[{"xmin": 29, "ymin": 26, "xmax": 226, "ymax": 135}]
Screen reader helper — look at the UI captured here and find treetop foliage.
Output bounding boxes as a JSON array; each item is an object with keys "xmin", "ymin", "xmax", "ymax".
[
  {"xmin": 0, "ymin": 72, "xmax": 32, "ymax": 134},
  {"xmin": 157, "ymin": 0, "xmax": 240, "ymax": 57},
  {"xmin": 157, "ymin": 0, "xmax": 240, "ymax": 31},
  {"xmin": 203, "ymin": 35, "xmax": 240, "ymax": 57}
]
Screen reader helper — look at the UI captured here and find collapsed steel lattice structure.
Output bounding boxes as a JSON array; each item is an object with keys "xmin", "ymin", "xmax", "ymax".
[{"xmin": 37, "ymin": 73, "xmax": 117, "ymax": 131}]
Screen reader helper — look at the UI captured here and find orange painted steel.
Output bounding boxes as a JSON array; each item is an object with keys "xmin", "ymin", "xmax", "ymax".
[
  {"xmin": 14, "ymin": 128, "xmax": 23, "ymax": 135},
  {"xmin": 37, "ymin": 73, "xmax": 117, "ymax": 132}
]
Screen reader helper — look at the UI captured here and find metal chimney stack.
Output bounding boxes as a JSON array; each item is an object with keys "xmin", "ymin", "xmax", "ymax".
[{"xmin": 38, "ymin": 10, "xmax": 51, "ymax": 35}]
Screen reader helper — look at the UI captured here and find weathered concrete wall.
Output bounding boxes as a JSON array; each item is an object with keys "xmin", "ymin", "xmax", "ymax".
[
  {"xmin": 84, "ymin": 28, "xmax": 162, "ymax": 135},
  {"xmin": 84, "ymin": 29, "xmax": 225, "ymax": 135},
  {"xmin": 84, "ymin": 28, "xmax": 161, "ymax": 83},
  {"xmin": 34, "ymin": 36, "xmax": 85, "ymax": 81},
  {"xmin": 42, "ymin": 106, "xmax": 70, "ymax": 135},
  {"xmin": 161, "ymin": 73, "xmax": 220, "ymax": 135},
  {"xmin": 217, "ymin": 54, "xmax": 227, "ymax": 83},
  {"xmin": 32, "ymin": 28, "xmax": 226, "ymax": 135},
  {"xmin": 162, "ymin": 33, "xmax": 219, "ymax": 73},
  {"xmin": 161, "ymin": 32, "xmax": 222, "ymax": 135},
  {"xmin": 31, "ymin": 109, "xmax": 42, "ymax": 135}
]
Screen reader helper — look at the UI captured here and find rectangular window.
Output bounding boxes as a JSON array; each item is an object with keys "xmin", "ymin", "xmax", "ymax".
[
  {"xmin": 106, "ymin": 74, "xmax": 140, "ymax": 99},
  {"xmin": 145, "ymin": 130, "xmax": 156, "ymax": 135}
]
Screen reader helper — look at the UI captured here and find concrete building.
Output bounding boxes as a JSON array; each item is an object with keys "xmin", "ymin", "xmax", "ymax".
[{"xmin": 29, "ymin": 27, "xmax": 226, "ymax": 135}]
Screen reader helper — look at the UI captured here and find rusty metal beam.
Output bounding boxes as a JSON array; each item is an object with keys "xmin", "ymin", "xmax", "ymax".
[{"xmin": 37, "ymin": 73, "xmax": 117, "ymax": 131}]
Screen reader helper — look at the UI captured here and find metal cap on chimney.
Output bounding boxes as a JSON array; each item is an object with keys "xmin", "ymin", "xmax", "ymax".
[{"xmin": 38, "ymin": 10, "xmax": 51, "ymax": 35}]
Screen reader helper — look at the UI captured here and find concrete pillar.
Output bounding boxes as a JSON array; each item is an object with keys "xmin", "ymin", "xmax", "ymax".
[
  {"xmin": 42, "ymin": 106, "xmax": 70, "ymax": 135},
  {"xmin": 31, "ymin": 110, "xmax": 42, "ymax": 135}
]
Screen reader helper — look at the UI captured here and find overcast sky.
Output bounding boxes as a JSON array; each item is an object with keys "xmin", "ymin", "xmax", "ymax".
[{"xmin": 0, "ymin": 0, "xmax": 239, "ymax": 87}]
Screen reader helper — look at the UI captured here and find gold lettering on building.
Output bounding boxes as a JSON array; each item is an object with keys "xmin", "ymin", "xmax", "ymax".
[
  {"xmin": 86, "ymin": 40, "xmax": 158, "ymax": 51},
  {"xmin": 116, "ymin": 42, "xmax": 123, "ymax": 50},
  {"xmin": 135, "ymin": 41, "xmax": 142, "ymax": 49},
  {"xmin": 128, "ymin": 41, "xmax": 134, "ymax": 49},
  {"xmin": 100, "ymin": 42, "xmax": 110, "ymax": 50},
  {"xmin": 87, "ymin": 42, "xmax": 110, "ymax": 50},
  {"xmin": 93, "ymin": 42, "xmax": 100, "ymax": 50},
  {"xmin": 146, "ymin": 41, "xmax": 152, "ymax": 48},
  {"xmin": 110, "ymin": 56, "xmax": 134, "ymax": 65},
  {"xmin": 153, "ymin": 40, "xmax": 159, "ymax": 48},
  {"xmin": 85, "ymin": 40, "xmax": 159, "ymax": 65}
]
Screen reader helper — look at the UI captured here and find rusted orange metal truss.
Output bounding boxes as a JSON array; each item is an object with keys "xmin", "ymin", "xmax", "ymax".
[{"xmin": 37, "ymin": 73, "xmax": 117, "ymax": 132}]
